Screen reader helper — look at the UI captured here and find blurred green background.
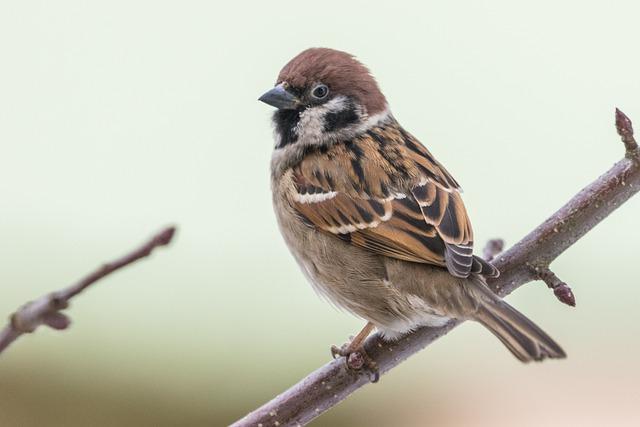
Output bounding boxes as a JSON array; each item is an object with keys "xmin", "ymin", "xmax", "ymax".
[{"xmin": 1, "ymin": 1, "xmax": 639, "ymax": 426}]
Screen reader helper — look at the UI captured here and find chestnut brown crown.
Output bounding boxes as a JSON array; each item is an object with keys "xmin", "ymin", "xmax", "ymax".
[{"xmin": 277, "ymin": 48, "xmax": 387, "ymax": 115}]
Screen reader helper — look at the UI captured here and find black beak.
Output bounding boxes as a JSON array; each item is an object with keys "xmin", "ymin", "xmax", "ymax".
[{"xmin": 258, "ymin": 84, "xmax": 299, "ymax": 110}]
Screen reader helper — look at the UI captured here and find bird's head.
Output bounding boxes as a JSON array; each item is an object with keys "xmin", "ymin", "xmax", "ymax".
[{"xmin": 259, "ymin": 48, "xmax": 390, "ymax": 150}]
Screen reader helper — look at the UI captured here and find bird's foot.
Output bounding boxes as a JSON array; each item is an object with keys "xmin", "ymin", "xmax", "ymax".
[{"xmin": 331, "ymin": 342, "xmax": 379, "ymax": 383}]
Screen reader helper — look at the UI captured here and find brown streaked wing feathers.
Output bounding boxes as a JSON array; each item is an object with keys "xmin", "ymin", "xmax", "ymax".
[{"xmin": 290, "ymin": 124, "xmax": 497, "ymax": 278}]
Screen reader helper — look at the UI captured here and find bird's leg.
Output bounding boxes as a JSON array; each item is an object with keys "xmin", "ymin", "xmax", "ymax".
[
  {"xmin": 331, "ymin": 322, "xmax": 379, "ymax": 382},
  {"xmin": 331, "ymin": 322, "xmax": 375, "ymax": 356}
]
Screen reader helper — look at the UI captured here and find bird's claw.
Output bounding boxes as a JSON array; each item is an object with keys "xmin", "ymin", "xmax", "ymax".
[
  {"xmin": 330, "ymin": 343, "xmax": 380, "ymax": 383},
  {"xmin": 330, "ymin": 343, "xmax": 349, "ymax": 359}
]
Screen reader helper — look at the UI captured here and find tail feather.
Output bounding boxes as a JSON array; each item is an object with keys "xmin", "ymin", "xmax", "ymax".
[
  {"xmin": 476, "ymin": 300, "xmax": 566, "ymax": 362},
  {"xmin": 470, "ymin": 278, "xmax": 566, "ymax": 362},
  {"xmin": 477, "ymin": 306, "xmax": 541, "ymax": 362}
]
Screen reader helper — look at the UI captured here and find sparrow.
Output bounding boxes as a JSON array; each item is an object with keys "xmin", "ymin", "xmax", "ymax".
[{"xmin": 259, "ymin": 48, "xmax": 565, "ymax": 374}]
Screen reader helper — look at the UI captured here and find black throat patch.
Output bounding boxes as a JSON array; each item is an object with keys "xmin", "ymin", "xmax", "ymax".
[{"xmin": 273, "ymin": 108, "xmax": 301, "ymax": 149}]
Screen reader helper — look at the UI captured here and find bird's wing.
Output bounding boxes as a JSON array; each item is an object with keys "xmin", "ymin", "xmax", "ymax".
[{"xmin": 288, "ymin": 124, "xmax": 498, "ymax": 278}]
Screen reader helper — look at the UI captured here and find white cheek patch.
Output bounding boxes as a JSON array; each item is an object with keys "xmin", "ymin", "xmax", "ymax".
[
  {"xmin": 324, "ymin": 96, "xmax": 350, "ymax": 111},
  {"xmin": 280, "ymin": 100, "xmax": 393, "ymax": 155},
  {"xmin": 295, "ymin": 96, "xmax": 351, "ymax": 142}
]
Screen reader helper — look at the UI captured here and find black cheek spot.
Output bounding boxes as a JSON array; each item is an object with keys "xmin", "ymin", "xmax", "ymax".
[{"xmin": 324, "ymin": 101, "xmax": 359, "ymax": 132}]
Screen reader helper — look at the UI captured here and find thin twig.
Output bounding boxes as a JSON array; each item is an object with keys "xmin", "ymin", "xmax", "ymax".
[
  {"xmin": 0, "ymin": 226, "xmax": 176, "ymax": 355},
  {"xmin": 232, "ymin": 109, "xmax": 640, "ymax": 426},
  {"xmin": 616, "ymin": 108, "xmax": 638, "ymax": 154},
  {"xmin": 534, "ymin": 267, "xmax": 576, "ymax": 307},
  {"xmin": 482, "ymin": 238, "xmax": 505, "ymax": 262}
]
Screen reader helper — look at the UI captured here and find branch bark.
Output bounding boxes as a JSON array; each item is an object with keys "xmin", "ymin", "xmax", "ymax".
[
  {"xmin": 0, "ymin": 226, "xmax": 176, "ymax": 355},
  {"xmin": 232, "ymin": 109, "xmax": 640, "ymax": 427}
]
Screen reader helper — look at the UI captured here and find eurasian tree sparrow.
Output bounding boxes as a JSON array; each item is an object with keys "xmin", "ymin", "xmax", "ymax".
[{"xmin": 260, "ymin": 48, "xmax": 565, "ymax": 375}]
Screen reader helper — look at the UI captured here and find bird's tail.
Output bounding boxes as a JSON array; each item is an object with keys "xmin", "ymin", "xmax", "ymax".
[{"xmin": 471, "ymin": 279, "xmax": 566, "ymax": 362}]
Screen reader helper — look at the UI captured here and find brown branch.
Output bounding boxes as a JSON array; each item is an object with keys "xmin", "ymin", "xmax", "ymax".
[
  {"xmin": 0, "ymin": 226, "xmax": 176, "ymax": 355},
  {"xmin": 232, "ymin": 109, "xmax": 640, "ymax": 427}
]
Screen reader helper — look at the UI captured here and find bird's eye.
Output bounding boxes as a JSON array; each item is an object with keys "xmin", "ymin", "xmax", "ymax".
[{"xmin": 311, "ymin": 84, "xmax": 329, "ymax": 100}]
